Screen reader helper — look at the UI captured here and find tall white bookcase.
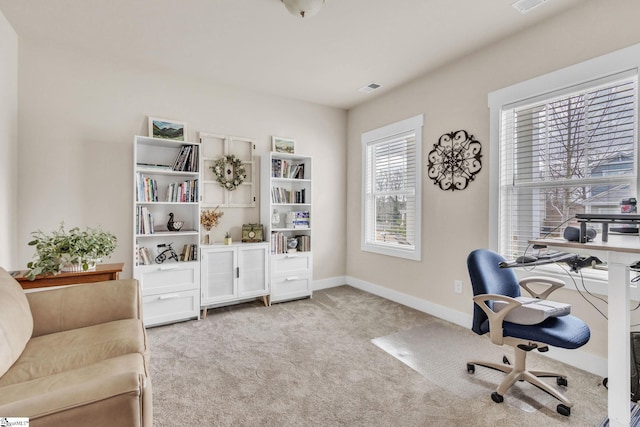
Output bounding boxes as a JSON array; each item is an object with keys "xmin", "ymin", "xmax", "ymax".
[
  {"xmin": 260, "ymin": 152, "xmax": 313, "ymax": 303},
  {"xmin": 133, "ymin": 135, "xmax": 201, "ymax": 327}
]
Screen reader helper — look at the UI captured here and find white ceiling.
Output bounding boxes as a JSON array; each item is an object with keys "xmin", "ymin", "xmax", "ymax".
[{"xmin": 0, "ymin": 0, "xmax": 585, "ymax": 109}]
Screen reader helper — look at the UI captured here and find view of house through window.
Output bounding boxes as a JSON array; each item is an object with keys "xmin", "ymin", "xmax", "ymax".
[
  {"xmin": 362, "ymin": 115, "xmax": 423, "ymax": 260},
  {"xmin": 499, "ymin": 73, "xmax": 638, "ymax": 258}
]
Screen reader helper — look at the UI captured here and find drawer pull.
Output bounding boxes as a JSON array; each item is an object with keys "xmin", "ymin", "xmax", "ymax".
[
  {"xmin": 159, "ymin": 265, "xmax": 180, "ymax": 271},
  {"xmin": 285, "ymin": 254, "xmax": 299, "ymax": 258},
  {"xmin": 285, "ymin": 276, "xmax": 299, "ymax": 281},
  {"xmin": 158, "ymin": 293, "xmax": 181, "ymax": 300}
]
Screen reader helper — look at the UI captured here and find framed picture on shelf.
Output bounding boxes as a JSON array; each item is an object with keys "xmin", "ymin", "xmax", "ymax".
[
  {"xmin": 272, "ymin": 136, "xmax": 295, "ymax": 154},
  {"xmin": 148, "ymin": 116, "xmax": 187, "ymax": 141}
]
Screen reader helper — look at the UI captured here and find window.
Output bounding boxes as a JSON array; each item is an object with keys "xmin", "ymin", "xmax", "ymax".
[
  {"xmin": 362, "ymin": 115, "xmax": 423, "ymax": 260},
  {"xmin": 489, "ymin": 48, "xmax": 639, "ymax": 259}
]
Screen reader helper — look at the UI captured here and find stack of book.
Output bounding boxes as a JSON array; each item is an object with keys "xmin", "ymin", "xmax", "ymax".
[
  {"xmin": 295, "ymin": 235, "xmax": 311, "ymax": 252},
  {"xmin": 286, "ymin": 211, "xmax": 310, "ymax": 229},
  {"xmin": 271, "ymin": 158, "xmax": 305, "ymax": 179},
  {"xmin": 136, "ymin": 173, "xmax": 159, "ymax": 202},
  {"xmin": 137, "ymin": 246, "xmax": 154, "ymax": 265},
  {"xmin": 136, "ymin": 206, "xmax": 154, "ymax": 234},
  {"xmin": 166, "ymin": 179, "xmax": 199, "ymax": 202},
  {"xmin": 271, "ymin": 187, "xmax": 306, "ymax": 204},
  {"xmin": 173, "ymin": 145, "xmax": 199, "ymax": 172},
  {"xmin": 181, "ymin": 244, "xmax": 198, "ymax": 261}
]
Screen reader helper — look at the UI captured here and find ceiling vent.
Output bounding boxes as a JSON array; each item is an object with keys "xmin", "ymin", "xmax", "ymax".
[
  {"xmin": 512, "ymin": 0, "xmax": 548, "ymax": 14},
  {"xmin": 359, "ymin": 82, "xmax": 382, "ymax": 94}
]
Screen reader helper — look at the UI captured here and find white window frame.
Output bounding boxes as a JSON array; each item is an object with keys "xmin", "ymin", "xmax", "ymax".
[
  {"xmin": 489, "ymin": 44, "xmax": 640, "ymax": 260},
  {"xmin": 361, "ymin": 114, "xmax": 423, "ymax": 261}
]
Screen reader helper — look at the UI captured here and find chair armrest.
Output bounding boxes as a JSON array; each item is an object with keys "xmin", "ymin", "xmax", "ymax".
[
  {"xmin": 473, "ymin": 294, "xmax": 522, "ymax": 345},
  {"xmin": 518, "ymin": 276, "xmax": 565, "ymax": 300},
  {"xmin": 26, "ymin": 279, "xmax": 143, "ymax": 337}
]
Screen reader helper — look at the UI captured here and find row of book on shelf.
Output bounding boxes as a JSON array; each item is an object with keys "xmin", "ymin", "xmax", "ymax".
[
  {"xmin": 271, "ymin": 158, "xmax": 305, "ymax": 179},
  {"xmin": 272, "ymin": 187, "xmax": 306, "ymax": 204},
  {"xmin": 136, "ymin": 173, "xmax": 199, "ymax": 203},
  {"xmin": 136, "ymin": 244, "xmax": 198, "ymax": 265},
  {"xmin": 270, "ymin": 232, "xmax": 311, "ymax": 254},
  {"xmin": 137, "ymin": 144, "xmax": 199, "ymax": 172},
  {"xmin": 136, "ymin": 206, "xmax": 155, "ymax": 234}
]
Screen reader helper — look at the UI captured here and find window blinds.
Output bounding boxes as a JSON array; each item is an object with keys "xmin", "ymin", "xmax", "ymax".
[
  {"xmin": 364, "ymin": 131, "xmax": 417, "ymax": 249},
  {"xmin": 499, "ymin": 74, "xmax": 638, "ymax": 258}
]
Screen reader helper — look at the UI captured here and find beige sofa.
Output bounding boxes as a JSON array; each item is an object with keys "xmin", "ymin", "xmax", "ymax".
[{"xmin": 0, "ymin": 267, "xmax": 152, "ymax": 426}]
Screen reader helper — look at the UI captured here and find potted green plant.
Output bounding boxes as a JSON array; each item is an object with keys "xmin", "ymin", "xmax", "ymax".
[
  {"xmin": 25, "ymin": 223, "xmax": 117, "ymax": 280},
  {"xmin": 224, "ymin": 231, "xmax": 232, "ymax": 245}
]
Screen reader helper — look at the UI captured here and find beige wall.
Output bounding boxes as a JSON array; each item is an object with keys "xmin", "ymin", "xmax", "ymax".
[
  {"xmin": 0, "ymin": 10, "xmax": 18, "ymax": 269},
  {"xmin": 15, "ymin": 40, "xmax": 347, "ymax": 279},
  {"xmin": 346, "ymin": 0, "xmax": 640, "ymax": 363}
]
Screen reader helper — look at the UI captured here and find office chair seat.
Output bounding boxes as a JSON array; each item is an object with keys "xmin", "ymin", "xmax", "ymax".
[
  {"xmin": 466, "ymin": 249, "xmax": 591, "ymax": 417},
  {"xmin": 477, "ymin": 315, "xmax": 590, "ymax": 349}
]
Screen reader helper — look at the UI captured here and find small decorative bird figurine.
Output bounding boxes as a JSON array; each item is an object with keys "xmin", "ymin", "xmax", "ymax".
[{"xmin": 167, "ymin": 212, "xmax": 177, "ymax": 231}]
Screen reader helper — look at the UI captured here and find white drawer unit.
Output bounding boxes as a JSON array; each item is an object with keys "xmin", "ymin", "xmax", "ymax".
[
  {"xmin": 270, "ymin": 252, "xmax": 312, "ymax": 303},
  {"xmin": 142, "ymin": 289, "xmax": 200, "ymax": 326},
  {"xmin": 135, "ymin": 262, "xmax": 200, "ymax": 327}
]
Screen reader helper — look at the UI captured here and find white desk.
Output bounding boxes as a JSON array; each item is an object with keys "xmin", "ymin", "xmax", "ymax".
[{"xmin": 531, "ymin": 237, "xmax": 640, "ymax": 426}]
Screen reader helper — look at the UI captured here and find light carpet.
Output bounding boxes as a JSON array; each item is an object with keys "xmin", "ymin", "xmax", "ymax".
[{"xmin": 147, "ymin": 285, "xmax": 608, "ymax": 426}]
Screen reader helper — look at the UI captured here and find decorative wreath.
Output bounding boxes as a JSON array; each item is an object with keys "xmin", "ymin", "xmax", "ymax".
[
  {"xmin": 211, "ymin": 154, "xmax": 247, "ymax": 191},
  {"xmin": 427, "ymin": 130, "xmax": 482, "ymax": 191}
]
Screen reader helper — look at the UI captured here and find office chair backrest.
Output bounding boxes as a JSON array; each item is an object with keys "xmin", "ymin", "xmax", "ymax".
[{"xmin": 467, "ymin": 249, "xmax": 521, "ymax": 335}]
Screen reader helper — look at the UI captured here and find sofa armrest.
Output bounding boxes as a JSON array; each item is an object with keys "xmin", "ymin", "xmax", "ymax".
[
  {"xmin": 26, "ymin": 279, "xmax": 143, "ymax": 337},
  {"xmin": 0, "ymin": 370, "xmax": 149, "ymax": 426}
]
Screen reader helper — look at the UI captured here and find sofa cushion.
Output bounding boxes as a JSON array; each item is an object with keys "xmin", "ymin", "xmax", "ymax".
[
  {"xmin": 0, "ymin": 318, "xmax": 145, "ymax": 387},
  {"xmin": 0, "ymin": 267, "xmax": 34, "ymax": 378}
]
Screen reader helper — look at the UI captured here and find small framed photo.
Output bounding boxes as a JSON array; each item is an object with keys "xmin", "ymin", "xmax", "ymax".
[
  {"xmin": 148, "ymin": 117, "xmax": 187, "ymax": 141},
  {"xmin": 272, "ymin": 136, "xmax": 296, "ymax": 154}
]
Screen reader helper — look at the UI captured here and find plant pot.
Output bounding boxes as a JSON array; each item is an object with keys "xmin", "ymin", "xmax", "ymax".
[
  {"xmin": 224, "ymin": 237, "xmax": 232, "ymax": 245},
  {"xmin": 61, "ymin": 261, "xmax": 96, "ymax": 273}
]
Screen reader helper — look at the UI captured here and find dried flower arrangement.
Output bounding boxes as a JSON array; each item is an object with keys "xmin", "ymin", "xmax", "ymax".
[{"xmin": 200, "ymin": 206, "xmax": 224, "ymax": 231}]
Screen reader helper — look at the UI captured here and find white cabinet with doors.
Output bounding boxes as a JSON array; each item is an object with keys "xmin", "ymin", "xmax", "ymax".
[{"xmin": 200, "ymin": 242, "xmax": 269, "ymax": 317}]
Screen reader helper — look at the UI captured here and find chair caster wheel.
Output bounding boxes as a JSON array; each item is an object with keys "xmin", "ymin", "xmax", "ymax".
[
  {"xmin": 466, "ymin": 363, "xmax": 475, "ymax": 374},
  {"xmin": 491, "ymin": 392, "xmax": 504, "ymax": 403},
  {"xmin": 557, "ymin": 404, "xmax": 571, "ymax": 416},
  {"xmin": 557, "ymin": 377, "xmax": 568, "ymax": 387}
]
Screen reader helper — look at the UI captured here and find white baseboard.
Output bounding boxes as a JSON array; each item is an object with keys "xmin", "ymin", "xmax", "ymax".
[
  {"xmin": 313, "ymin": 275, "xmax": 347, "ymax": 291},
  {"xmin": 314, "ymin": 275, "xmax": 607, "ymax": 378}
]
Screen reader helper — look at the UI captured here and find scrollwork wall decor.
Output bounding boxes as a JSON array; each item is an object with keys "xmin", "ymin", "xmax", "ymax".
[{"xmin": 427, "ymin": 130, "xmax": 482, "ymax": 191}]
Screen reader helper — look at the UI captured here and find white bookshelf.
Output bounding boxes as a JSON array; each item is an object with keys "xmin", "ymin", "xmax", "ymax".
[
  {"xmin": 260, "ymin": 152, "xmax": 313, "ymax": 303},
  {"xmin": 133, "ymin": 135, "xmax": 201, "ymax": 326}
]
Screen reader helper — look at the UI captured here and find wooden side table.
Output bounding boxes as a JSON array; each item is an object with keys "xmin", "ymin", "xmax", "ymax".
[{"xmin": 14, "ymin": 262, "xmax": 125, "ymax": 290}]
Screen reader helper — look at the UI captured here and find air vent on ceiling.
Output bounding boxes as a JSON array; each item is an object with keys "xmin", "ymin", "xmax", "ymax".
[
  {"xmin": 512, "ymin": 0, "xmax": 548, "ymax": 14},
  {"xmin": 359, "ymin": 82, "xmax": 382, "ymax": 94}
]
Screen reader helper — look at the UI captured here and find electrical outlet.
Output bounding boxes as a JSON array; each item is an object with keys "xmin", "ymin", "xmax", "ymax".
[{"xmin": 454, "ymin": 280, "xmax": 463, "ymax": 294}]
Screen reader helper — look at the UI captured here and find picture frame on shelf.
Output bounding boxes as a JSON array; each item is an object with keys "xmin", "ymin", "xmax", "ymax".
[
  {"xmin": 272, "ymin": 136, "xmax": 295, "ymax": 154},
  {"xmin": 148, "ymin": 116, "xmax": 187, "ymax": 141}
]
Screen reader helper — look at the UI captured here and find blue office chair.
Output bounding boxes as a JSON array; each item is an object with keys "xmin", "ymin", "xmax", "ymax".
[{"xmin": 466, "ymin": 249, "xmax": 591, "ymax": 416}]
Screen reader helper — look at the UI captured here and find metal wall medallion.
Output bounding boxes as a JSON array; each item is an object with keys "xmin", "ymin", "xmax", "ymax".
[{"xmin": 427, "ymin": 130, "xmax": 482, "ymax": 191}]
